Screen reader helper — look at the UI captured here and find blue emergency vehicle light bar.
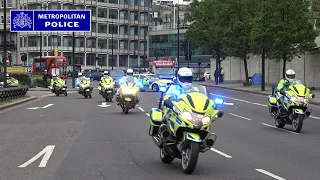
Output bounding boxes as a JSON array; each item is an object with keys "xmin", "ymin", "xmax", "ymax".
[
  {"xmin": 214, "ymin": 98, "xmax": 224, "ymax": 105},
  {"xmin": 172, "ymin": 89, "xmax": 182, "ymax": 95}
]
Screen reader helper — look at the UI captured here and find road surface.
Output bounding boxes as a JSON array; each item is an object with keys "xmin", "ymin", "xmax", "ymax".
[{"xmin": 0, "ymin": 86, "xmax": 319, "ymax": 180}]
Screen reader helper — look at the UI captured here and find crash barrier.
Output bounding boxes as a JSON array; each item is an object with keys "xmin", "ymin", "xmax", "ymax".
[{"xmin": 0, "ymin": 86, "xmax": 29, "ymax": 102}]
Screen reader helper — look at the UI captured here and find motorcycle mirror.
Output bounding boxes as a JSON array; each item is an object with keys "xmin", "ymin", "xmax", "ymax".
[
  {"xmin": 163, "ymin": 99, "xmax": 174, "ymax": 110},
  {"xmin": 271, "ymin": 85, "xmax": 276, "ymax": 89},
  {"xmin": 284, "ymin": 83, "xmax": 289, "ymax": 87},
  {"xmin": 312, "ymin": 94, "xmax": 315, "ymax": 98},
  {"xmin": 217, "ymin": 111, "xmax": 224, "ymax": 118},
  {"xmin": 310, "ymin": 87, "xmax": 316, "ymax": 91},
  {"xmin": 280, "ymin": 90, "xmax": 286, "ymax": 96}
]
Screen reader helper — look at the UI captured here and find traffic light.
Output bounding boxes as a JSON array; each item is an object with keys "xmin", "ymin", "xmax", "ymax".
[{"xmin": 21, "ymin": 54, "xmax": 27, "ymax": 62}]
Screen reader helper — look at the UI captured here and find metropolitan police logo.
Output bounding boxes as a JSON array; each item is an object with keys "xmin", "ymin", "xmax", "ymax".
[{"xmin": 13, "ymin": 12, "xmax": 32, "ymax": 29}]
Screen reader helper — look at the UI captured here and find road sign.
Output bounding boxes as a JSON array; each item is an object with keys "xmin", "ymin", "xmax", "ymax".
[
  {"xmin": 10, "ymin": 10, "xmax": 91, "ymax": 32},
  {"xmin": 27, "ymin": 67, "xmax": 32, "ymax": 73}
]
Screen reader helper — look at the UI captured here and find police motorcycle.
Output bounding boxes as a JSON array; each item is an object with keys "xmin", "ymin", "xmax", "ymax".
[
  {"xmin": 268, "ymin": 80, "xmax": 315, "ymax": 133},
  {"xmin": 99, "ymin": 81, "xmax": 115, "ymax": 102},
  {"xmin": 49, "ymin": 79, "xmax": 68, "ymax": 96},
  {"xmin": 116, "ymin": 77, "xmax": 139, "ymax": 114},
  {"xmin": 148, "ymin": 84, "xmax": 224, "ymax": 174},
  {"xmin": 78, "ymin": 79, "xmax": 93, "ymax": 98}
]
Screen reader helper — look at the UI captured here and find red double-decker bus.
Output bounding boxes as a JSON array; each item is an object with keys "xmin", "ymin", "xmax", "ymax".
[{"xmin": 32, "ymin": 56, "xmax": 68, "ymax": 78}]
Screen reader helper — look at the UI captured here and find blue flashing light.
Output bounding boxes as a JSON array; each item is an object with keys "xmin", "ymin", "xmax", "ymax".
[
  {"xmin": 137, "ymin": 81, "xmax": 143, "ymax": 87},
  {"xmin": 214, "ymin": 98, "xmax": 224, "ymax": 105},
  {"xmin": 159, "ymin": 87, "xmax": 167, "ymax": 92},
  {"xmin": 76, "ymin": 80, "xmax": 81, "ymax": 85},
  {"xmin": 172, "ymin": 89, "xmax": 182, "ymax": 95}
]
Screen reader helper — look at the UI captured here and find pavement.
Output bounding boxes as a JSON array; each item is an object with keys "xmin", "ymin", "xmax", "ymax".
[
  {"xmin": 200, "ymin": 81, "xmax": 320, "ymax": 105},
  {"xmin": 0, "ymin": 83, "xmax": 320, "ymax": 179}
]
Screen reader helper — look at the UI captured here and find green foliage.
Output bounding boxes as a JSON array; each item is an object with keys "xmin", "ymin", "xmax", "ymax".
[
  {"xmin": 11, "ymin": 73, "xmax": 31, "ymax": 86},
  {"xmin": 31, "ymin": 78, "xmax": 46, "ymax": 88}
]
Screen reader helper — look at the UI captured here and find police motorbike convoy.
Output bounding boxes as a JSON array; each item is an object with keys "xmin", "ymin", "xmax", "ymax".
[
  {"xmin": 268, "ymin": 69, "xmax": 316, "ymax": 133},
  {"xmin": 76, "ymin": 72, "xmax": 93, "ymax": 98},
  {"xmin": 49, "ymin": 74, "xmax": 68, "ymax": 96}
]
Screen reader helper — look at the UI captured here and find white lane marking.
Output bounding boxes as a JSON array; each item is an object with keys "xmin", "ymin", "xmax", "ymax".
[
  {"xmin": 146, "ymin": 113, "xmax": 150, "ymax": 116},
  {"xmin": 210, "ymin": 148, "xmax": 233, "ymax": 158},
  {"xmin": 138, "ymin": 107, "xmax": 145, "ymax": 112},
  {"xmin": 26, "ymin": 107, "xmax": 40, "ymax": 110},
  {"xmin": 18, "ymin": 145, "xmax": 55, "ymax": 168},
  {"xmin": 228, "ymin": 113, "xmax": 251, "ymax": 120},
  {"xmin": 261, "ymin": 123, "xmax": 299, "ymax": 135},
  {"xmin": 210, "ymin": 93, "xmax": 320, "ymax": 120},
  {"xmin": 223, "ymin": 102, "xmax": 234, "ymax": 105},
  {"xmin": 97, "ymin": 102, "xmax": 111, "ymax": 107},
  {"xmin": 42, "ymin": 91, "xmax": 77, "ymax": 97},
  {"xmin": 255, "ymin": 169, "xmax": 286, "ymax": 180},
  {"xmin": 42, "ymin": 104, "xmax": 54, "ymax": 109}
]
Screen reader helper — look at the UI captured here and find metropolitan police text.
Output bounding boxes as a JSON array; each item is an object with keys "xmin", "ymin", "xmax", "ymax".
[{"xmin": 38, "ymin": 14, "xmax": 86, "ymax": 28}]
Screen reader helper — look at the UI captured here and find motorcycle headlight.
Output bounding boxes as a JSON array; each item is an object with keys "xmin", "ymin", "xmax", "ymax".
[
  {"xmin": 304, "ymin": 98, "xmax": 309, "ymax": 104},
  {"xmin": 181, "ymin": 110, "xmax": 203, "ymax": 127},
  {"xmin": 201, "ymin": 116, "xmax": 211, "ymax": 125},
  {"xmin": 123, "ymin": 88, "xmax": 137, "ymax": 94}
]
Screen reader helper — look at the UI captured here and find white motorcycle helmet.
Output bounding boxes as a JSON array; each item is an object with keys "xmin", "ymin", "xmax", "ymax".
[
  {"xmin": 127, "ymin": 69, "xmax": 133, "ymax": 76},
  {"xmin": 103, "ymin": 70, "xmax": 109, "ymax": 76},
  {"xmin": 177, "ymin": 67, "xmax": 193, "ymax": 90},
  {"xmin": 285, "ymin": 69, "xmax": 295, "ymax": 83}
]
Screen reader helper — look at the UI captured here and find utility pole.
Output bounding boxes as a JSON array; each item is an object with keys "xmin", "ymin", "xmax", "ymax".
[
  {"xmin": 261, "ymin": 49, "xmax": 265, "ymax": 91},
  {"xmin": 177, "ymin": 4, "xmax": 180, "ymax": 71},
  {"xmin": 111, "ymin": 26, "xmax": 114, "ymax": 70},
  {"xmin": 3, "ymin": 0, "xmax": 7, "ymax": 88},
  {"xmin": 72, "ymin": 0, "xmax": 75, "ymax": 88}
]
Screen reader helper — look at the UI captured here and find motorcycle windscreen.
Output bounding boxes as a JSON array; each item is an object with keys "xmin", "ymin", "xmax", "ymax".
[
  {"xmin": 181, "ymin": 91, "xmax": 214, "ymax": 114},
  {"xmin": 290, "ymin": 83, "xmax": 308, "ymax": 97}
]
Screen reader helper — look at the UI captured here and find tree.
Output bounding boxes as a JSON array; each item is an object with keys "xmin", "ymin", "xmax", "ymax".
[
  {"xmin": 220, "ymin": 0, "xmax": 259, "ymax": 82},
  {"xmin": 255, "ymin": 0, "xmax": 317, "ymax": 78},
  {"xmin": 185, "ymin": 0, "xmax": 226, "ymax": 70}
]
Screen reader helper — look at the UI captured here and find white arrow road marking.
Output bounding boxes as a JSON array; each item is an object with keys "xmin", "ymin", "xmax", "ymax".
[
  {"xmin": 42, "ymin": 104, "xmax": 54, "ymax": 109},
  {"xmin": 97, "ymin": 102, "xmax": 111, "ymax": 107},
  {"xmin": 255, "ymin": 169, "xmax": 286, "ymax": 180},
  {"xmin": 210, "ymin": 148, "xmax": 233, "ymax": 158},
  {"xmin": 18, "ymin": 145, "xmax": 55, "ymax": 168},
  {"xmin": 26, "ymin": 107, "xmax": 40, "ymax": 110}
]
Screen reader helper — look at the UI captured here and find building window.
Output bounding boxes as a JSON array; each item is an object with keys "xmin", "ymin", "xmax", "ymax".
[
  {"xmin": 119, "ymin": 55, "xmax": 128, "ymax": 67},
  {"xmin": 20, "ymin": 37, "xmax": 23, "ymax": 47},
  {"xmin": 87, "ymin": 6, "xmax": 96, "ymax": 16},
  {"xmin": 7, "ymin": 16, "xmax": 10, "ymax": 24},
  {"xmin": 63, "ymin": 4, "xmax": 72, "ymax": 9},
  {"xmin": 140, "ymin": 0, "xmax": 144, "ymax": 6},
  {"xmin": 98, "ymin": 8, "xmax": 108, "ymax": 18},
  {"xmin": 120, "ymin": 11, "xmax": 125, "ymax": 20},
  {"xmin": 108, "ymin": 55, "xmax": 117, "ymax": 66},
  {"xmin": 63, "ymin": 36, "xmax": 72, "ymax": 46},
  {"xmin": 49, "ymin": 35, "xmax": 61, "ymax": 46},
  {"xmin": 140, "ymin": 41, "xmax": 145, "ymax": 51},
  {"xmin": 0, "ymin": 16, "xmax": 3, "ymax": 24},
  {"xmin": 130, "ymin": 0, "xmax": 134, "ymax": 5},
  {"xmin": 130, "ymin": 12, "xmax": 134, "ymax": 21},
  {"xmin": 120, "ymin": 0, "xmax": 128, "ymax": 5},
  {"xmin": 98, "ymin": 39, "xmax": 108, "ymax": 49},
  {"xmin": 98, "ymin": 23, "xmax": 108, "ymax": 33},
  {"xmin": 109, "ymin": 39, "xmax": 118, "ymax": 50},
  {"xmin": 119, "ymin": 26, "xmax": 125, "ymax": 35},
  {"xmin": 140, "ymin": 27, "xmax": 145, "ymax": 36},
  {"xmin": 130, "ymin": 27, "xmax": 134, "ymax": 35},
  {"xmin": 91, "ymin": 22, "xmax": 96, "ymax": 32},
  {"xmin": 109, "ymin": 0, "xmax": 118, "ymax": 4},
  {"xmin": 86, "ymin": 38, "xmax": 96, "ymax": 48},
  {"xmin": 7, "ymin": 0, "xmax": 12, "ymax": 7},
  {"xmin": 129, "ymin": 41, "xmax": 134, "ymax": 50},
  {"xmin": 75, "ymin": 37, "xmax": 84, "ymax": 47},
  {"xmin": 119, "ymin": 41, "xmax": 125, "ymax": 50},
  {"xmin": 109, "ymin": 25, "xmax": 118, "ymax": 34},
  {"xmin": 28, "ymin": 36, "xmax": 37, "ymax": 47},
  {"xmin": 109, "ymin": 9, "xmax": 118, "ymax": 19},
  {"xmin": 140, "ymin": 13, "xmax": 144, "ymax": 21},
  {"xmin": 86, "ymin": 54, "xmax": 96, "ymax": 66}
]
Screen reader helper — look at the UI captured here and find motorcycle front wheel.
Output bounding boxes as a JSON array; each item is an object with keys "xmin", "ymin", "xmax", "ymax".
[
  {"xmin": 181, "ymin": 142, "xmax": 199, "ymax": 174},
  {"xmin": 292, "ymin": 114, "xmax": 304, "ymax": 133},
  {"xmin": 124, "ymin": 101, "xmax": 130, "ymax": 114},
  {"xmin": 160, "ymin": 148, "xmax": 174, "ymax": 163}
]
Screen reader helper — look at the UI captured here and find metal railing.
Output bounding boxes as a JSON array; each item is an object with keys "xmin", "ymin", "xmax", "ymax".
[{"xmin": 0, "ymin": 86, "xmax": 29, "ymax": 102}]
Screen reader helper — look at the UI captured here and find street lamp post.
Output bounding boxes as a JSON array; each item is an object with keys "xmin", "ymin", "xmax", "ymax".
[
  {"xmin": 177, "ymin": 4, "xmax": 180, "ymax": 71},
  {"xmin": 2, "ymin": 0, "xmax": 7, "ymax": 88},
  {"xmin": 111, "ymin": 27, "xmax": 114, "ymax": 70},
  {"xmin": 198, "ymin": 61, "xmax": 201, "ymax": 82},
  {"xmin": 72, "ymin": 0, "xmax": 76, "ymax": 88}
]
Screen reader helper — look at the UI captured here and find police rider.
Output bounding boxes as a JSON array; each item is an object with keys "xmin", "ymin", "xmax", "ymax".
[
  {"xmin": 99, "ymin": 70, "xmax": 114, "ymax": 94},
  {"xmin": 116, "ymin": 69, "xmax": 140, "ymax": 103}
]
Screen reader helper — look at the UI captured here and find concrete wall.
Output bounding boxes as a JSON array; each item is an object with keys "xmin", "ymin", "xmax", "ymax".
[{"xmin": 210, "ymin": 51, "xmax": 320, "ymax": 87}]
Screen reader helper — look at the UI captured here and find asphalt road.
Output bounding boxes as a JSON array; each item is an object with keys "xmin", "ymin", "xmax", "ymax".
[{"xmin": 0, "ymin": 85, "xmax": 319, "ymax": 180}]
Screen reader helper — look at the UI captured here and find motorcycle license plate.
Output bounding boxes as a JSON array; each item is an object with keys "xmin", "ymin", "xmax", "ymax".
[
  {"xmin": 107, "ymin": 90, "xmax": 112, "ymax": 93},
  {"xmin": 86, "ymin": 89, "xmax": 90, "ymax": 92},
  {"xmin": 125, "ymin": 97, "xmax": 132, "ymax": 101}
]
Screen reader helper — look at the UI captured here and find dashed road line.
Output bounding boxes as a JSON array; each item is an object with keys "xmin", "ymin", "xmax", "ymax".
[
  {"xmin": 146, "ymin": 113, "xmax": 150, "ymax": 116},
  {"xmin": 210, "ymin": 148, "xmax": 233, "ymax": 158},
  {"xmin": 138, "ymin": 107, "xmax": 145, "ymax": 112},
  {"xmin": 255, "ymin": 169, "xmax": 286, "ymax": 180},
  {"xmin": 228, "ymin": 113, "xmax": 251, "ymax": 120},
  {"xmin": 261, "ymin": 123, "xmax": 299, "ymax": 135}
]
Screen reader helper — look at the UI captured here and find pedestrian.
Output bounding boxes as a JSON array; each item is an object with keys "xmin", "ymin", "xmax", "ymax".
[
  {"xmin": 214, "ymin": 69, "xmax": 220, "ymax": 85},
  {"xmin": 43, "ymin": 69, "xmax": 48, "ymax": 87},
  {"xmin": 220, "ymin": 67, "xmax": 224, "ymax": 83}
]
